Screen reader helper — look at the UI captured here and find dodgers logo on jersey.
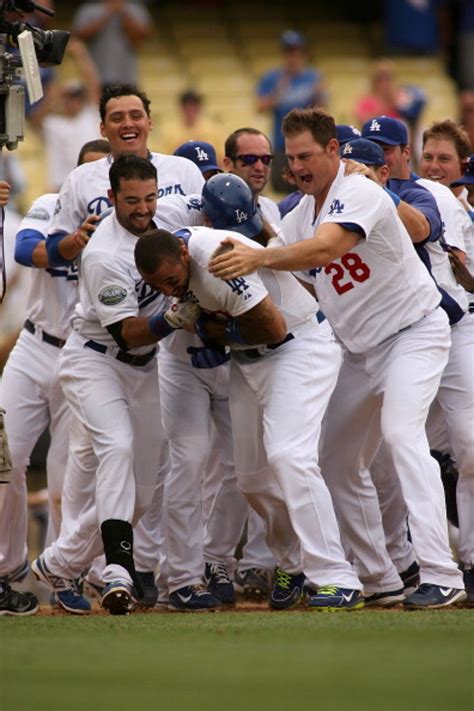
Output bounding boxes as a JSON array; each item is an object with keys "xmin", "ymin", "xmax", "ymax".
[
  {"xmin": 328, "ymin": 199, "xmax": 344, "ymax": 215},
  {"xmin": 235, "ymin": 209, "xmax": 248, "ymax": 223},
  {"xmin": 88, "ymin": 197, "xmax": 112, "ymax": 216},
  {"xmin": 369, "ymin": 119, "xmax": 381, "ymax": 133},
  {"xmin": 186, "ymin": 197, "xmax": 203, "ymax": 211},
  {"xmin": 98, "ymin": 285, "xmax": 127, "ymax": 305},
  {"xmin": 225, "ymin": 277, "xmax": 249, "ymax": 296},
  {"xmin": 195, "ymin": 147, "xmax": 209, "ymax": 162}
]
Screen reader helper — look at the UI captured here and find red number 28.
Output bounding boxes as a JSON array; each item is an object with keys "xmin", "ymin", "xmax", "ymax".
[{"xmin": 324, "ymin": 253, "xmax": 371, "ymax": 295}]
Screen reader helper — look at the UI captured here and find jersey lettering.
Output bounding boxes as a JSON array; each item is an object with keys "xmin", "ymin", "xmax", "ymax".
[
  {"xmin": 324, "ymin": 252, "xmax": 371, "ymax": 295},
  {"xmin": 158, "ymin": 184, "xmax": 185, "ymax": 199},
  {"xmin": 225, "ymin": 277, "xmax": 249, "ymax": 295},
  {"xmin": 328, "ymin": 199, "xmax": 345, "ymax": 215},
  {"xmin": 88, "ymin": 196, "xmax": 112, "ymax": 216},
  {"xmin": 135, "ymin": 279, "xmax": 159, "ymax": 307}
]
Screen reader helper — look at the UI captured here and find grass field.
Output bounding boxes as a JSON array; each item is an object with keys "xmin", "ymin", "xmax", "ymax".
[{"xmin": 1, "ymin": 607, "xmax": 473, "ymax": 711}]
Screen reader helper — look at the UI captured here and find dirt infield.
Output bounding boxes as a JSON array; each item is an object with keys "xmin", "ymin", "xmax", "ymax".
[{"xmin": 34, "ymin": 598, "xmax": 472, "ymax": 616}]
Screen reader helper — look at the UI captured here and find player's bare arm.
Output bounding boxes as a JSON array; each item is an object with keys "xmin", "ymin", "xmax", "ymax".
[
  {"xmin": 31, "ymin": 241, "xmax": 50, "ymax": 269},
  {"xmin": 395, "ymin": 201, "xmax": 430, "ymax": 243},
  {"xmin": 199, "ymin": 295, "xmax": 287, "ymax": 347},
  {"xmin": 57, "ymin": 214, "xmax": 100, "ymax": 261},
  {"xmin": 116, "ymin": 300, "xmax": 202, "ymax": 349},
  {"xmin": 0, "ymin": 180, "xmax": 11, "ymax": 207},
  {"xmin": 208, "ymin": 223, "xmax": 361, "ymax": 279}
]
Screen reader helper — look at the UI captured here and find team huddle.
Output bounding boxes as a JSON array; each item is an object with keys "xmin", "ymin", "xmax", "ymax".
[{"xmin": 0, "ymin": 83, "xmax": 472, "ymax": 616}]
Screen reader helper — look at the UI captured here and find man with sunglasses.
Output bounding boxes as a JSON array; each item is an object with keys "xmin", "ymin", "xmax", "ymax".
[{"xmin": 223, "ymin": 128, "xmax": 281, "ymax": 227}]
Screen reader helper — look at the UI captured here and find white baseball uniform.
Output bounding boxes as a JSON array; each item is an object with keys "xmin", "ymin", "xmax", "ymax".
[
  {"xmin": 284, "ymin": 163, "xmax": 463, "ymax": 590},
  {"xmin": 42, "ymin": 210, "xmax": 169, "ymax": 586},
  {"xmin": 149, "ymin": 195, "xmax": 274, "ymax": 594},
  {"xmin": 174, "ymin": 225, "xmax": 361, "ymax": 589},
  {"xmin": 47, "ymin": 159, "xmax": 202, "ymax": 582},
  {"xmin": 0, "ymin": 194, "xmax": 74, "ymax": 580}
]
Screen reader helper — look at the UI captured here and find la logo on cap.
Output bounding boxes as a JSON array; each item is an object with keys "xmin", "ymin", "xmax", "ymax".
[
  {"xmin": 369, "ymin": 119, "xmax": 381, "ymax": 132},
  {"xmin": 235, "ymin": 209, "xmax": 248, "ymax": 223},
  {"xmin": 342, "ymin": 143, "xmax": 353, "ymax": 154},
  {"xmin": 195, "ymin": 146, "xmax": 209, "ymax": 162}
]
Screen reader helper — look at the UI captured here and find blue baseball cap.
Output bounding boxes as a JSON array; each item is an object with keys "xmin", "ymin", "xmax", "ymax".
[
  {"xmin": 173, "ymin": 140, "xmax": 221, "ymax": 176},
  {"xmin": 340, "ymin": 138, "xmax": 386, "ymax": 166},
  {"xmin": 361, "ymin": 116, "xmax": 408, "ymax": 145},
  {"xmin": 336, "ymin": 124, "xmax": 362, "ymax": 146},
  {"xmin": 281, "ymin": 30, "xmax": 306, "ymax": 49},
  {"xmin": 450, "ymin": 154, "xmax": 474, "ymax": 187}
]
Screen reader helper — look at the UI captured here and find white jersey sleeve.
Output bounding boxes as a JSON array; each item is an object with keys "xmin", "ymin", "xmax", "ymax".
[
  {"xmin": 21, "ymin": 193, "xmax": 79, "ymax": 340},
  {"xmin": 155, "ymin": 194, "xmax": 204, "ymax": 231}
]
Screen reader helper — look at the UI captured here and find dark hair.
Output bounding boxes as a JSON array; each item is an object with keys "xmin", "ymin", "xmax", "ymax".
[
  {"xmin": 422, "ymin": 119, "xmax": 471, "ymax": 161},
  {"xmin": 282, "ymin": 107, "xmax": 336, "ymax": 147},
  {"xmin": 225, "ymin": 127, "xmax": 272, "ymax": 158},
  {"xmin": 99, "ymin": 84, "xmax": 151, "ymax": 121},
  {"xmin": 134, "ymin": 229, "xmax": 182, "ymax": 274},
  {"xmin": 109, "ymin": 155, "xmax": 157, "ymax": 194},
  {"xmin": 180, "ymin": 88, "xmax": 202, "ymax": 105},
  {"xmin": 77, "ymin": 139, "xmax": 110, "ymax": 166}
]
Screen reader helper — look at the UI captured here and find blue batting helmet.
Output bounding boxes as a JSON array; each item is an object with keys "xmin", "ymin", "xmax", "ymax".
[{"xmin": 201, "ymin": 174, "xmax": 263, "ymax": 240}]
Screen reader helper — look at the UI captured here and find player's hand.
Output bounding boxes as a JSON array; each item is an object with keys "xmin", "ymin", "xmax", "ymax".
[
  {"xmin": 208, "ymin": 238, "xmax": 262, "ymax": 279},
  {"xmin": 342, "ymin": 158, "xmax": 376, "ymax": 180},
  {"xmin": 72, "ymin": 214, "xmax": 100, "ymax": 249},
  {"xmin": 163, "ymin": 299, "xmax": 202, "ymax": 329},
  {"xmin": 0, "ymin": 180, "xmax": 11, "ymax": 208}
]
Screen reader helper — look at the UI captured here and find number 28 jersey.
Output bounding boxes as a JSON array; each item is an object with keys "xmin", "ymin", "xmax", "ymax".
[{"xmin": 282, "ymin": 163, "xmax": 441, "ymax": 353}]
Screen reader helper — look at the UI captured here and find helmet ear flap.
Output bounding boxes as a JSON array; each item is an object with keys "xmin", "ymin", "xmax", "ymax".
[{"xmin": 201, "ymin": 174, "xmax": 263, "ymax": 240}]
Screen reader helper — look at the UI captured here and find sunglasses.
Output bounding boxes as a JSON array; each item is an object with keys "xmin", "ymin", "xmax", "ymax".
[{"xmin": 233, "ymin": 154, "xmax": 273, "ymax": 166}]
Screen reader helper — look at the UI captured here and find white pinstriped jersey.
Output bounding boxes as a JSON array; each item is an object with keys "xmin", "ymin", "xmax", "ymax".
[
  {"xmin": 49, "ymin": 152, "xmax": 204, "ymax": 235},
  {"xmin": 72, "ymin": 211, "xmax": 168, "ymax": 354},
  {"xmin": 183, "ymin": 226, "xmax": 316, "ymax": 349},
  {"xmin": 20, "ymin": 193, "xmax": 78, "ymax": 340},
  {"xmin": 282, "ymin": 163, "xmax": 441, "ymax": 353}
]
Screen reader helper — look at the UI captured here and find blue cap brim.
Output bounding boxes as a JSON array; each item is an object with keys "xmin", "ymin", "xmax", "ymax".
[{"xmin": 450, "ymin": 176, "xmax": 474, "ymax": 187}]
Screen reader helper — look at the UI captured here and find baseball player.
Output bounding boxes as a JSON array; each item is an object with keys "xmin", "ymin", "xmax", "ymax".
[
  {"xmin": 278, "ymin": 124, "xmax": 363, "ymax": 219},
  {"xmin": 363, "ymin": 117, "xmax": 473, "ymax": 602},
  {"xmin": 32, "ymin": 156, "xmax": 201, "ymax": 615},
  {"xmin": 45, "ymin": 83, "xmax": 205, "ymax": 603},
  {"xmin": 0, "ymin": 141, "xmax": 110, "ymax": 617},
  {"xmin": 339, "ymin": 136, "xmax": 470, "ymax": 600},
  {"xmin": 135, "ymin": 176, "xmax": 364, "ymax": 613},
  {"xmin": 420, "ymin": 122, "xmax": 473, "ymax": 312},
  {"xmin": 208, "ymin": 107, "xmax": 466, "ymax": 609},
  {"xmin": 0, "ymin": 180, "xmax": 37, "ymax": 616}
]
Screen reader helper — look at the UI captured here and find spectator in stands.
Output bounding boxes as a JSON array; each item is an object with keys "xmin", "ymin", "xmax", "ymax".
[
  {"xmin": 355, "ymin": 58, "xmax": 426, "ymax": 128},
  {"xmin": 159, "ymin": 89, "xmax": 226, "ymax": 162},
  {"xmin": 72, "ymin": 0, "xmax": 153, "ymax": 88},
  {"xmin": 41, "ymin": 38, "xmax": 102, "ymax": 191},
  {"xmin": 255, "ymin": 29, "xmax": 326, "ymax": 193}
]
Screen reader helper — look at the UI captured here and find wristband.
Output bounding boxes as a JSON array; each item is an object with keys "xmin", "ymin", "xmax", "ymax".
[
  {"xmin": 148, "ymin": 314, "xmax": 176, "ymax": 340},
  {"xmin": 224, "ymin": 319, "xmax": 249, "ymax": 345},
  {"xmin": 384, "ymin": 187, "xmax": 401, "ymax": 207}
]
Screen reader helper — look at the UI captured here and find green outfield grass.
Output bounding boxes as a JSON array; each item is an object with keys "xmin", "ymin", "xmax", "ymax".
[{"xmin": 1, "ymin": 609, "xmax": 472, "ymax": 711}]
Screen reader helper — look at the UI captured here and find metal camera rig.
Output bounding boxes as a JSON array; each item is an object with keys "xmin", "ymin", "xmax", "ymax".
[
  {"xmin": 0, "ymin": 0, "xmax": 70, "ymax": 150},
  {"xmin": 0, "ymin": 0, "xmax": 69, "ymax": 299}
]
